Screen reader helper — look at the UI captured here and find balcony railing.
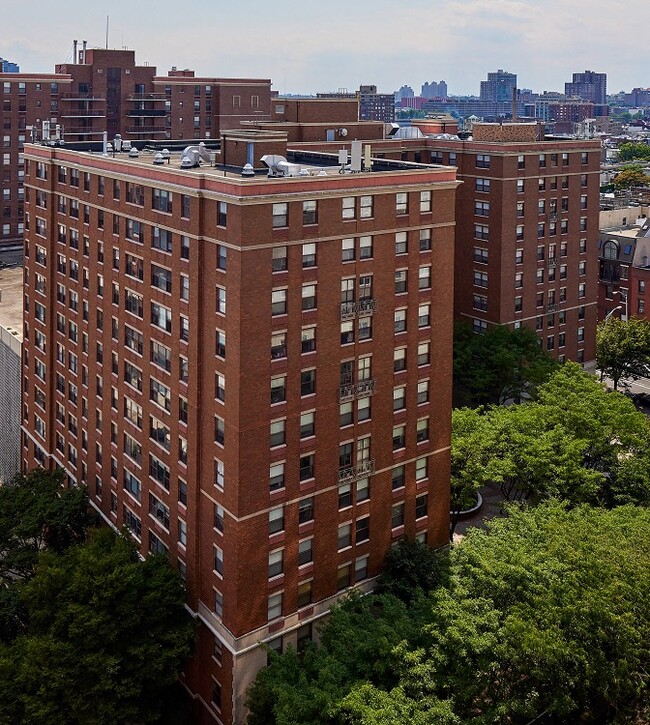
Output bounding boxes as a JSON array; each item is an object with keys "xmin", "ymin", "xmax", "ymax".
[
  {"xmin": 126, "ymin": 93, "xmax": 168, "ymax": 102},
  {"xmin": 340, "ymin": 301, "xmax": 356, "ymax": 320},
  {"xmin": 339, "ymin": 299, "xmax": 376, "ymax": 320},
  {"xmin": 339, "ymin": 379, "xmax": 375, "ymax": 402},
  {"xmin": 126, "ymin": 109, "xmax": 167, "ymax": 117},
  {"xmin": 357, "ymin": 298, "xmax": 376, "ymax": 317},
  {"xmin": 126, "ymin": 126, "xmax": 167, "ymax": 135},
  {"xmin": 339, "ymin": 459, "xmax": 375, "ymax": 483}
]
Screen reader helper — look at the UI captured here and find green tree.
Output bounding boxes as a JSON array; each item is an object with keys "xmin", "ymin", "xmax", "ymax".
[
  {"xmin": 0, "ymin": 467, "xmax": 93, "ymax": 583},
  {"xmin": 597, "ymin": 316, "xmax": 650, "ymax": 390},
  {"xmin": 618, "ymin": 141, "xmax": 650, "ymax": 161},
  {"xmin": 449, "ymin": 408, "xmax": 491, "ymax": 536},
  {"xmin": 249, "ymin": 504, "xmax": 650, "ymax": 724},
  {"xmin": 0, "ymin": 528, "xmax": 195, "ymax": 725},
  {"xmin": 613, "ymin": 163, "xmax": 649, "ymax": 189},
  {"xmin": 453, "ymin": 323, "xmax": 558, "ymax": 407}
]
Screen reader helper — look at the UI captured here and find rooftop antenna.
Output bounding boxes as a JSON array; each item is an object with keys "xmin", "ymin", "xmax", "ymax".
[{"xmin": 106, "ymin": 16, "xmax": 109, "ymax": 50}]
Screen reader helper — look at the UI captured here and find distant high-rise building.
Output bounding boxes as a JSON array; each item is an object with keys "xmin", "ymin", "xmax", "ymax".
[
  {"xmin": 0, "ymin": 58, "xmax": 19, "ymax": 73},
  {"xmin": 565, "ymin": 70, "xmax": 607, "ymax": 106},
  {"xmin": 395, "ymin": 85, "xmax": 414, "ymax": 102},
  {"xmin": 480, "ymin": 69, "xmax": 517, "ymax": 103},
  {"xmin": 358, "ymin": 85, "xmax": 395, "ymax": 122},
  {"xmin": 421, "ymin": 81, "xmax": 448, "ymax": 100}
]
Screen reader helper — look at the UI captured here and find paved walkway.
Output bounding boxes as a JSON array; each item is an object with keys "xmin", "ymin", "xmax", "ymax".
[{"xmin": 452, "ymin": 481, "xmax": 506, "ymax": 542}]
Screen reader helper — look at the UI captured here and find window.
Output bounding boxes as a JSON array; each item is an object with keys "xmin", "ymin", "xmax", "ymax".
[
  {"xmin": 417, "ymin": 380, "xmax": 429, "ymax": 404},
  {"xmin": 151, "ymin": 264, "xmax": 172, "ymax": 293},
  {"xmin": 395, "ymin": 231, "xmax": 408, "ymax": 255},
  {"xmin": 419, "ymin": 228, "xmax": 431, "ymax": 251},
  {"xmin": 272, "ymin": 203, "xmax": 288, "ymax": 228},
  {"xmin": 394, "ymin": 270, "xmax": 407, "ymax": 294},
  {"xmin": 417, "ymin": 417, "xmax": 431, "ymax": 443},
  {"xmin": 394, "ymin": 347, "xmax": 406, "ymax": 372},
  {"xmin": 360, "ymin": 195, "xmax": 373, "ymax": 218},
  {"xmin": 420, "ymin": 190, "xmax": 431, "ymax": 212},
  {"xmin": 418, "ymin": 303, "xmax": 431, "ymax": 327},
  {"xmin": 216, "ymin": 244, "xmax": 227, "ymax": 271},
  {"xmin": 271, "ymin": 288, "xmax": 287, "ymax": 316},
  {"xmin": 393, "ymin": 386, "xmax": 406, "ymax": 411},
  {"xmin": 298, "ymin": 497, "xmax": 314, "ymax": 524},
  {"xmin": 416, "ymin": 494, "xmax": 428, "ymax": 519},
  {"xmin": 341, "ymin": 238, "xmax": 355, "ymax": 262},
  {"xmin": 419, "ymin": 265, "xmax": 431, "ymax": 289},
  {"xmin": 302, "ymin": 200, "xmax": 317, "ymax": 225},
  {"xmin": 269, "ymin": 462, "xmax": 285, "ymax": 491},
  {"xmin": 302, "ymin": 242, "xmax": 316, "ymax": 268},
  {"xmin": 268, "ymin": 593, "xmax": 282, "ymax": 621},
  {"xmin": 476, "ymin": 154, "xmax": 490, "ymax": 168},
  {"xmin": 216, "ymin": 330, "xmax": 226, "ymax": 358},
  {"xmin": 215, "ymin": 417, "xmax": 225, "ymax": 446},
  {"xmin": 394, "ymin": 308, "xmax": 407, "ymax": 333},
  {"xmin": 215, "ymin": 373, "xmax": 225, "ymax": 402},
  {"xmin": 302, "ymin": 284, "xmax": 316, "ymax": 311},
  {"xmin": 475, "ymin": 201, "xmax": 490, "ymax": 217},
  {"xmin": 299, "ymin": 454, "xmax": 314, "ymax": 481},
  {"xmin": 301, "ymin": 326, "xmax": 316, "ymax": 353},
  {"xmin": 268, "ymin": 550, "xmax": 283, "ymax": 578},
  {"xmin": 271, "ymin": 331, "xmax": 286, "ymax": 359},
  {"xmin": 359, "ymin": 236, "xmax": 372, "ymax": 259},
  {"xmin": 269, "ymin": 505, "xmax": 284, "ymax": 535},
  {"xmin": 475, "ymin": 178, "xmax": 490, "ymax": 192},
  {"xmin": 298, "ymin": 538, "xmax": 313, "ymax": 566},
  {"xmin": 300, "ymin": 411, "xmax": 315, "ymax": 438},
  {"xmin": 300, "ymin": 369, "xmax": 316, "ymax": 396},
  {"xmin": 216, "ymin": 286, "xmax": 226, "ymax": 314},
  {"xmin": 475, "ymin": 224, "xmax": 489, "ymax": 241},
  {"xmin": 392, "ymin": 424, "xmax": 406, "ymax": 450},
  {"xmin": 271, "ymin": 375, "xmax": 286, "ymax": 404},
  {"xmin": 391, "ymin": 503, "xmax": 405, "ymax": 529},
  {"xmin": 342, "ymin": 197, "xmax": 355, "ymax": 220},
  {"xmin": 338, "ymin": 523, "xmax": 352, "ymax": 550},
  {"xmin": 474, "ymin": 271, "xmax": 488, "ymax": 288},
  {"xmin": 152, "ymin": 188, "xmax": 173, "ymax": 213},
  {"xmin": 396, "ymin": 192, "xmax": 408, "ymax": 215},
  {"xmin": 416, "ymin": 457, "xmax": 428, "ymax": 481},
  {"xmin": 151, "ymin": 302, "xmax": 172, "ymax": 333}
]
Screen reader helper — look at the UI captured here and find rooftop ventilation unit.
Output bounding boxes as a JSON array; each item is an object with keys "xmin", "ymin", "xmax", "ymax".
[
  {"xmin": 153, "ymin": 152, "xmax": 164, "ymax": 165},
  {"xmin": 180, "ymin": 142, "xmax": 211, "ymax": 169},
  {"xmin": 260, "ymin": 154, "xmax": 302, "ymax": 177}
]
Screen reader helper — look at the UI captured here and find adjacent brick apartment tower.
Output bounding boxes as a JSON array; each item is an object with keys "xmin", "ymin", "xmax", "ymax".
[
  {"xmin": 1, "ymin": 44, "xmax": 271, "ymax": 246},
  {"xmin": 424, "ymin": 122, "xmax": 601, "ymax": 362},
  {"xmin": 21, "ymin": 132, "xmax": 458, "ymax": 723},
  {"xmin": 286, "ymin": 120, "xmax": 602, "ymax": 362}
]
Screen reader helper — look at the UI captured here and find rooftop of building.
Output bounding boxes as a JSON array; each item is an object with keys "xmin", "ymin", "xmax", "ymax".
[
  {"xmin": 24, "ymin": 134, "xmax": 458, "ymax": 192},
  {"xmin": 0, "ymin": 266, "xmax": 23, "ymax": 345}
]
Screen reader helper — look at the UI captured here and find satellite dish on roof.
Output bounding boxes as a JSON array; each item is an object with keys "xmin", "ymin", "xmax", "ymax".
[{"xmin": 339, "ymin": 128, "xmax": 348, "ymax": 137}]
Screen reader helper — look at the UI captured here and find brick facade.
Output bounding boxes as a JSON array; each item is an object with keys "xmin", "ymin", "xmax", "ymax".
[{"xmin": 21, "ymin": 138, "xmax": 458, "ymax": 724}]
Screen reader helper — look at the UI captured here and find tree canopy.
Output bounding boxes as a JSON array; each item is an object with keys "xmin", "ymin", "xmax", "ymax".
[
  {"xmin": 450, "ymin": 364, "xmax": 650, "ymax": 509},
  {"xmin": 0, "ymin": 467, "xmax": 93, "ymax": 583},
  {"xmin": 248, "ymin": 504, "xmax": 650, "ymax": 725},
  {"xmin": 596, "ymin": 316, "xmax": 650, "ymax": 390},
  {"xmin": 613, "ymin": 163, "xmax": 649, "ymax": 189},
  {"xmin": 453, "ymin": 322, "xmax": 558, "ymax": 407},
  {"xmin": 0, "ymin": 468, "xmax": 195, "ymax": 725},
  {"xmin": 618, "ymin": 141, "xmax": 650, "ymax": 162}
]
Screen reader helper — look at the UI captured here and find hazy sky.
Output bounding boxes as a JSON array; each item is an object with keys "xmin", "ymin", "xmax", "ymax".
[{"xmin": 3, "ymin": 0, "xmax": 648, "ymax": 96}]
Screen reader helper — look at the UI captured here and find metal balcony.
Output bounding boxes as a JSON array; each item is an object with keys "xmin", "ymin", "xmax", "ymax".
[
  {"xmin": 357, "ymin": 298, "xmax": 376, "ymax": 317},
  {"xmin": 356, "ymin": 379, "xmax": 375, "ymax": 397},
  {"xmin": 339, "ymin": 459, "xmax": 375, "ymax": 483},
  {"xmin": 339, "ymin": 383, "xmax": 356, "ymax": 402},
  {"xmin": 340, "ymin": 301, "xmax": 356, "ymax": 320}
]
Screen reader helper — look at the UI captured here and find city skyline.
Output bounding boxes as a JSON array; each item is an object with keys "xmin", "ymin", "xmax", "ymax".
[{"xmin": 3, "ymin": 0, "xmax": 650, "ymax": 96}]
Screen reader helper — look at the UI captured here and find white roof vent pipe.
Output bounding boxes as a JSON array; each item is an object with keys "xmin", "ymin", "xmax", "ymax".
[
  {"xmin": 128, "ymin": 146, "xmax": 139, "ymax": 158},
  {"xmin": 153, "ymin": 152, "xmax": 164, "ymax": 165},
  {"xmin": 242, "ymin": 163, "xmax": 254, "ymax": 177}
]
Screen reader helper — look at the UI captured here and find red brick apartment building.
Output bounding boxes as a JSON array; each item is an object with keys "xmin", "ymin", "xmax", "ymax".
[
  {"xmin": 21, "ymin": 131, "xmax": 458, "ymax": 723},
  {"xmin": 287, "ymin": 121, "xmax": 602, "ymax": 363},
  {"xmin": 1, "ymin": 45, "xmax": 271, "ymax": 246}
]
